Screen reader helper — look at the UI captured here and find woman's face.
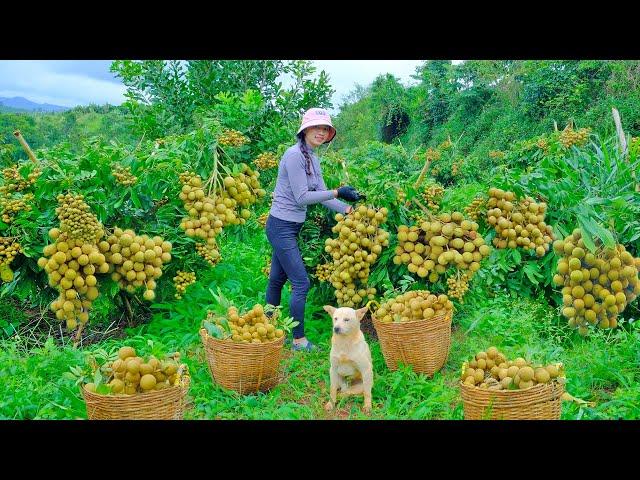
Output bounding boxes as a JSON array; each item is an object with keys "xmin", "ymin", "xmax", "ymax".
[{"xmin": 304, "ymin": 125, "xmax": 331, "ymax": 148}]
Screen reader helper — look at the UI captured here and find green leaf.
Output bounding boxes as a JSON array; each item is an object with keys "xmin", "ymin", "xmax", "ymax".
[
  {"xmin": 130, "ymin": 190, "xmax": 142, "ymax": 209},
  {"xmin": 96, "ymin": 384, "xmax": 111, "ymax": 395},
  {"xmin": 203, "ymin": 320, "xmax": 223, "ymax": 338},
  {"xmin": 582, "ymin": 216, "xmax": 616, "ymax": 248},
  {"xmin": 580, "ymin": 227, "xmax": 597, "ymax": 253},
  {"xmin": 523, "ymin": 263, "xmax": 542, "ymax": 285}
]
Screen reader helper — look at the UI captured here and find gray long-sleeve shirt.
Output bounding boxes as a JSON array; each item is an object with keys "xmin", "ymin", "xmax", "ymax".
[{"xmin": 269, "ymin": 142, "xmax": 349, "ymax": 223}]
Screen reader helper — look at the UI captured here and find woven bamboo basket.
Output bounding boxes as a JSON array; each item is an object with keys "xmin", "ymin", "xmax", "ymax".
[
  {"xmin": 200, "ymin": 328, "xmax": 285, "ymax": 394},
  {"xmin": 81, "ymin": 372, "xmax": 191, "ymax": 420},
  {"xmin": 460, "ymin": 380, "xmax": 565, "ymax": 420},
  {"xmin": 372, "ymin": 309, "xmax": 452, "ymax": 376}
]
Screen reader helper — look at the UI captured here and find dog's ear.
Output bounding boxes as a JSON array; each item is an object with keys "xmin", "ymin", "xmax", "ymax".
[
  {"xmin": 323, "ymin": 305, "xmax": 337, "ymax": 318},
  {"xmin": 355, "ymin": 306, "xmax": 368, "ymax": 321}
]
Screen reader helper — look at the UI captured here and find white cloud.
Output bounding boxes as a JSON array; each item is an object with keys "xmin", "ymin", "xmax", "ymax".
[
  {"xmin": 0, "ymin": 61, "xmax": 126, "ymax": 107},
  {"xmin": 312, "ymin": 60, "xmax": 425, "ymax": 111}
]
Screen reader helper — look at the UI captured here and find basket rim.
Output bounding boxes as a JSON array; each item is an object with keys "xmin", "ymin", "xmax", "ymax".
[
  {"xmin": 459, "ymin": 379, "xmax": 563, "ymax": 395},
  {"xmin": 81, "ymin": 370, "xmax": 191, "ymax": 398},
  {"xmin": 371, "ymin": 308, "xmax": 452, "ymax": 327},
  {"xmin": 200, "ymin": 327, "xmax": 286, "ymax": 347}
]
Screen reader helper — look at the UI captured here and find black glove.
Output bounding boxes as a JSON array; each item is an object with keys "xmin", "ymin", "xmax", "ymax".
[{"xmin": 336, "ymin": 185, "xmax": 361, "ymax": 202}]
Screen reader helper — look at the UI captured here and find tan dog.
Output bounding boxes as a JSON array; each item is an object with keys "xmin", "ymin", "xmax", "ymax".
[{"xmin": 323, "ymin": 305, "xmax": 373, "ymax": 413}]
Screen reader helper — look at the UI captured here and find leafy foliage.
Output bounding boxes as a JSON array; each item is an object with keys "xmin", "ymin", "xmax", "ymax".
[{"xmin": 111, "ymin": 60, "xmax": 335, "ymax": 151}]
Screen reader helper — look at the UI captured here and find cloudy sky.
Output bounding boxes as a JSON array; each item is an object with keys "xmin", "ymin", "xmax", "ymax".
[
  {"xmin": 0, "ymin": 60, "xmax": 126, "ymax": 107},
  {"xmin": 0, "ymin": 60, "xmax": 428, "ymax": 109}
]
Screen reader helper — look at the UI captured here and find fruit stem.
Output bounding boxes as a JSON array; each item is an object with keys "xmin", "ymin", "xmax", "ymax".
[
  {"xmin": 121, "ymin": 291, "xmax": 134, "ymax": 326},
  {"xmin": 410, "ymin": 159, "xmax": 432, "ymax": 205},
  {"xmin": 73, "ymin": 322, "xmax": 85, "ymax": 348},
  {"xmin": 411, "ymin": 197, "xmax": 436, "ymax": 221},
  {"xmin": 205, "ymin": 148, "xmax": 223, "ymax": 198}
]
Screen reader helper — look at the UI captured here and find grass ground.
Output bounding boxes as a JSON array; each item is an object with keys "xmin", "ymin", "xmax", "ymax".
[{"xmin": 2, "ymin": 250, "xmax": 639, "ymax": 420}]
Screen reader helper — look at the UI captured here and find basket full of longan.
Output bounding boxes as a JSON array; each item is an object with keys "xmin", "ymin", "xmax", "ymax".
[
  {"xmin": 459, "ymin": 347, "xmax": 565, "ymax": 420},
  {"xmin": 81, "ymin": 346, "xmax": 190, "ymax": 420},
  {"xmin": 199, "ymin": 304, "xmax": 286, "ymax": 394},
  {"xmin": 372, "ymin": 290, "xmax": 453, "ymax": 376}
]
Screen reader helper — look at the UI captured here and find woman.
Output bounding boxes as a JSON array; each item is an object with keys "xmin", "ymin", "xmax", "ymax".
[{"xmin": 265, "ymin": 108, "xmax": 362, "ymax": 351}]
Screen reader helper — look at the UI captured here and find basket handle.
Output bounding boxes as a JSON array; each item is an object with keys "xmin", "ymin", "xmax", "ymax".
[{"xmin": 365, "ymin": 299, "xmax": 380, "ymax": 314}]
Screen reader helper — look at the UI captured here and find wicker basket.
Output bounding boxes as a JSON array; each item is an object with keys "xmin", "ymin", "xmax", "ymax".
[
  {"xmin": 372, "ymin": 309, "xmax": 452, "ymax": 376},
  {"xmin": 200, "ymin": 328, "xmax": 285, "ymax": 394},
  {"xmin": 460, "ymin": 380, "xmax": 565, "ymax": 420},
  {"xmin": 82, "ymin": 373, "xmax": 191, "ymax": 420}
]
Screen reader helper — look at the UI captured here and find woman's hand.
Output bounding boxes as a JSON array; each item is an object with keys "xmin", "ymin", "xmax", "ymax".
[
  {"xmin": 345, "ymin": 205, "xmax": 353, "ymax": 214},
  {"xmin": 336, "ymin": 185, "xmax": 361, "ymax": 202}
]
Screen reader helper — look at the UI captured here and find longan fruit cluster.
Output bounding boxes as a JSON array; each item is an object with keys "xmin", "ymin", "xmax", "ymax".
[
  {"xmin": 553, "ymin": 229, "xmax": 640, "ymax": 335},
  {"xmin": 179, "ymin": 166, "xmax": 265, "ymax": 241},
  {"xmin": 394, "ymin": 211, "xmax": 491, "ymax": 283},
  {"xmin": 375, "ymin": 290, "xmax": 452, "ymax": 324},
  {"xmin": 173, "ymin": 270, "xmax": 196, "ymax": 299},
  {"xmin": 536, "ymin": 137, "xmax": 549, "ymax": 153},
  {"xmin": 486, "ymin": 188, "xmax": 554, "ymax": 257},
  {"xmin": 178, "ymin": 172, "xmax": 227, "ymax": 266},
  {"xmin": 112, "ymin": 164, "xmax": 137, "ymax": 186},
  {"xmin": 438, "ymin": 138, "xmax": 452, "ymax": 150},
  {"xmin": 451, "ymin": 160, "xmax": 462, "ymax": 176},
  {"xmin": 178, "ymin": 172, "xmax": 225, "ymax": 240},
  {"xmin": 421, "ymin": 183, "xmax": 444, "ymax": 211},
  {"xmin": 1, "ymin": 193, "xmax": 34, "ymax": 223},
  {"xmin": 396, "ymin": 189, "xmax": 407, "ymax": 203},
  {"xmin": 0, "ymin": 237, "xmax": 18, "ymax": 282},
  {"xmin": 211, "ymin": 304, "xmax": 284, "ymax": 343},
  {"xmin": 1, "ymin": 164, "xmax": 41, "ymax": 192},
  {"xmin": 560, "ymin": 127, "xmax": 590, "ymax": 149},
  {"xmin": 84, "ymin": 346, "xmax": 184, "ymax": 395},
  {"xmin": 314, "ymin": 262, "xmax": 333, "ymax": 282},
  {"xmin": 38, "ymin": 227, "xmax": 109, "ymax": 330},
  {"xmin": 425, "ymin": 148, "xmax": 441, "ymax": 162},
  {"xmin": 488, "ymin": 150, "xmax": 505, "ymax": 159},
  {"xmin": 464, "ymin": 196, "xmax": 486, "ymax": 221},
  {"xmin": 223, "ymin": 163, "xmax": 266, "ymax": 211},
  {"xmin": 55, "ymin": 193, "xmax": 105, "ymax": 244},
  {"xmin": 0, "ymin": 237, "xmax": 21, "ymax": 268},
  {"xmin": 105, "ymin": 228, "xmax": 172, "ymax": 300},
  {"xmin": 447, "ymin": 272, "xmax": 470, "ymax": 301},
  {"xmin": 461, "ymin": 347, "xmax": 565, "ymax": 390},
  {"xmin": 324, "ymin": 206, "xmax": 390, "ymax": 307},
  {"xmin": 196, "ymin": 242, "xmax": 221, "ymax": 267},
  {"xmin": 218, "ymin": 129, "xmax": 249, "ymax": 148},
  {"xmin": 257, "ymin": 212, "xmax": 268, "ymax": 227},
  {"xmin": 253, "ymin": 152, "xmax": 278, "ymax": 170}
]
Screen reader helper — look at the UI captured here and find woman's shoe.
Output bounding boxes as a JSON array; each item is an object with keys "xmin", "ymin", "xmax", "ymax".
[{"xmin": 291, "ymin": 341, "xmax": 316, "ymax": 352}]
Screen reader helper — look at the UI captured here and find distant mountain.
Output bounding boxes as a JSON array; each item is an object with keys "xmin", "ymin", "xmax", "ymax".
[{"xmin": 0, "ymin": 96, "xmax": 69, "ymax": 113}]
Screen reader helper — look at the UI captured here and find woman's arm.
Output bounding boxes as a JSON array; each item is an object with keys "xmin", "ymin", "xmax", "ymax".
[{"xmin": 284, "ymin": 152, "xmax": 336, "ymax": 206}]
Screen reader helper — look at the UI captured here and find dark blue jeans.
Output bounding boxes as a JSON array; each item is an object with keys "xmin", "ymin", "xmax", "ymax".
[{"xmin": 265, "ymin": 215, "xmax": 309, "ymax": 339}]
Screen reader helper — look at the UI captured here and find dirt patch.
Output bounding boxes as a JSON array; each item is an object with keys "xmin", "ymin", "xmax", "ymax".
[
  {"xmin": 12, "ymin": 306, "xmax": 135, "ymax": 350},
  {"xmin": 360, "ymin": 312, "xmax": 378, "ymax": 341}
]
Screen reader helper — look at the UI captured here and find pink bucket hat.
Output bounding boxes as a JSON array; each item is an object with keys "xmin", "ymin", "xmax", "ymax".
[{"xmin": 297, "ymin": 108, "xmax": 336, "ymax": 143}]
